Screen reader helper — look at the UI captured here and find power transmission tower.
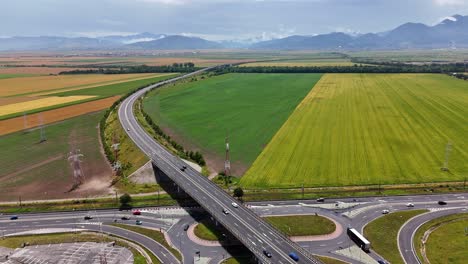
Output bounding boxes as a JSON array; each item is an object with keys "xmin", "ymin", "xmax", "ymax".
[
  {"xmin": 39, "ymin": 113, "xmax": 47, "ymax": 142},
  {"xmin": 68, "ymin": 149, "xmax": 85, "ymax": 189},
  {"xmin": 441, "ymin": 142, "xmax": 452, "ymax": 172},
  {"xmin": 23, "ymin": 112, "xmax": 28, "ymax": 131},
  {"xmin": 224, "ymin": 133, "xmax": 231, "ymax": 187}
]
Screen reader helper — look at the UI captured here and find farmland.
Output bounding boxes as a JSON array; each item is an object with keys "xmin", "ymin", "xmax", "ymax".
[
  {"xmin": 242, "ymin": 74, "xmax": 468, "ymax": 188},
  {"xmin": 0, "ymin": 111, "xmax": 112, "ymax": 201},
  {"xmin": 0, "ymin": 73, "xmax": 177, "ymax": 120},
  {"xmin": 0, "ymin": 96, "xmax": 120, "ymax": 136},
  {"xmin": 0, "ymin": 73, "xmax": 158, "ymax": 97},
  {"xmin": 143, "ymin": 73, "xmax": 322, "ymax": 174},
  {"xmin": 242, "ymin": 59, "xmax": 355, "ymax": 67}
]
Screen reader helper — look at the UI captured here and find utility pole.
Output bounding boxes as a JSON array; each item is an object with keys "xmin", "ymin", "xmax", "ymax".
[
  {"xmin": 224, "ymin": 132, "xmax": 231, "ymax": 188},
  {"xmin": 39, "ymin": 113, "xmax": 47, "ymax": 143},
  {"xmin": 23, "ymin": 112, "xmax": 28, "ymax": 131},
  {"xmin": 441, "ymin": 142, "xmax": 452, "ymax": 172}
]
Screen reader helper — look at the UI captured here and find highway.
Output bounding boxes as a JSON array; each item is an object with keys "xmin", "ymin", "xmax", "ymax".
[{"xmin": 117, "ymin": 67, "xmax": 323, "ymax": 264}]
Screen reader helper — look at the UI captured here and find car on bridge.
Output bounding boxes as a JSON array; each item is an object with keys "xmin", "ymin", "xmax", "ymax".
[
  {"xmin": 289, "ymin": 252, "xmax": 299, "ymax": 262},
  {"xmin": 222, "ymin": 209, "xmax": 230, "ymax": 215},
  {"xmin": 132, "ymin": 210, "xmax": 141, "ymax": 215},
  {"xmin": 263, "ymin": 249, "xmax": 272, "ymax": 258},
  {"xmin": 406, "ymin": 203, "xmax": 414, "ymax": 207},
  {"xmin": 121, "ymin": 216, "xmax": 130, "ymax": 220},
  {"xmin": 84, "ymin": 215, "xmax": 93, "ymax": 220},
  {"xmin": 10, "ymin": 215, "xmax": 18, "ymax": 220},
  {"xmin": 136, "ymin": 220, "xmax": 143, "ymax": 225},
  {"xmin": 438, "ymin": 201, "xmax": 447, "ymax": 205},
  {"xmin": 231, "ymin": 202, "xmax": 239, "ymax": 208}
]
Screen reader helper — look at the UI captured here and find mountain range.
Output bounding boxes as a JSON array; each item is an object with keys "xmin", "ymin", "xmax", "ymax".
[{"xmin": 0, "ymin": 15, "xmax": 466, "ymax": 51}]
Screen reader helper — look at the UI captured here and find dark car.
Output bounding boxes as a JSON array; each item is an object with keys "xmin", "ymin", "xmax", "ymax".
[
  {"xmin": 121, "ymin": 216, "xmax": 130, "ymax": 220},
  {"xmin": 10, "ymin": 215, "xmax": 18, "ymax": 220},
  {"xmin": 289, "ymin": 252, "xmax": 299, "ymax": 262},
  {"xmin": 316, "ymin": 198, "xmax": 325, "ymax": 202},
  {"xmin": 377, "ymin": 260, "xmax": 386, "ymax": 264},
  {"xmin": 183, "ymin": 224, "xmax": 189, "ymax": 231},
  {"xmin": 84, "ymin": 215, "xmax": 92, "ymax": 220},
  {"xmin": 263, "ymin": 249, "xmax": 272, "ymax": 258},
  {"xmin": 180, "ymin": 165, "xmax": 187, "ymax": 171},
  {"xmin": 438, "ymin": 201, "xmax": 447, "ymax": 205}
]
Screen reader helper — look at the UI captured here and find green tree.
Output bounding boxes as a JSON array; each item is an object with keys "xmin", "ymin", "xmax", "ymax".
[
  {"xmin": 119, "ymin": 193, "xmax": 132, "ymax": 209},
  {"xmin": 233, "ymin": 187, "xmax": 244, "ymax": 200}
]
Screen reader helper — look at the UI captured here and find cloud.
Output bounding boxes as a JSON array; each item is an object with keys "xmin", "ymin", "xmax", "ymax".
[
  {"xmin": 433, "ymin": 0, "xmax": 467, "ymax": 6},
  {"xmin": 136, "ymin": 0, "xmax": 186, "ymax": 4}
]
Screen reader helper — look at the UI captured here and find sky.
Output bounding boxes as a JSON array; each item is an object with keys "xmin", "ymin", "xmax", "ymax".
[{"xmin": 2, "ymin": 0, "xmax": 468, "ymax": 40}]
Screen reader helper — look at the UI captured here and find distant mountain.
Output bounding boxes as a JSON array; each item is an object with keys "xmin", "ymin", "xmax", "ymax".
[
  {"xmin": 1, "ymin": 14, "xmax": 467, "ymax": 51},
  {"xmin": 252, "ymin": 14, "xmax": 468, "ymax": 50},
  {"xmin": 128, "ymin": 35, "xmax": 222, "ymax": 49},
  {"xmin": 0, "ymin": 36, "xmax": 117, "ymax": 51},
  {"xmin": 99, "ymin": 32, "xmax": 165, "ymax": 44}
]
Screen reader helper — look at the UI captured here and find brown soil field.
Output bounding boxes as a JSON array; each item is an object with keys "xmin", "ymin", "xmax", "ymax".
[
  {"xmin": 0, "ymin": 96, "xmax": 120, "ymax": 136},
  {"xmin": 0, "ymin": 67, "xmax": 96, "ymax": 75},
  {"xmin": 0, "ymin": 73, "xmax": 155, "ymax": 97}
]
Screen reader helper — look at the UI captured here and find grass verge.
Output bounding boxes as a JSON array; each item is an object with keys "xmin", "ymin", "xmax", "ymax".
[
  {"xmin": 194, "ymin": 215, "xmax": 335, "ymax": 241},
  {"xmin": 363, "ymin": 209, "xmax": 427, "ymax": 264},
  {"xmin": 414, "ymin": 213, "xmax": 468, "ymax": 264}
]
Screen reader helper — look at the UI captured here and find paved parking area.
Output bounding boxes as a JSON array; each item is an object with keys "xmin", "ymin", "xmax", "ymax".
[{"xmin": 1, "ymin": 242, "xmax": 133, "ymax": 264}]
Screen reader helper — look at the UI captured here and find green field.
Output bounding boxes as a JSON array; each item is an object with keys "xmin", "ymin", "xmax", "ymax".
[
  {"xmin": 0, "ymin": 111, "xmax": 111, "ymax": 201},
  {"xmin": 143, "ymin": 73, "xmax": 322, "ymax": 174},
  {"xmin": 0, "ymin": 73, "xmax": 36, "ymax": 79},
  {"xmin": 364, "ymin": 210, "xmax": 427, "ymax": 264},
  {"xmin": 242, "ymin": 74, "xmax": 468, "ymax": 188}
]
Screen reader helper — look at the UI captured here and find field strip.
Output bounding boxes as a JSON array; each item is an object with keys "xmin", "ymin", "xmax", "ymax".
[
  {"xmin": 0, "ymin": 95, "xmax": 96, "ymax": 116},
  {"xmin": 29, "ymin": 73, "xmax": 174, "ymax": 97},
  {"xmin": 0, "ymin": 95, "xmax": 120, "ymax": 136}
]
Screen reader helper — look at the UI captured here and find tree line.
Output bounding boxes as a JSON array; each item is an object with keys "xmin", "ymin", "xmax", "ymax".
[
  {"xmin": 213, "ymin": 63, "xmax": 466, "ymax": 74},
  {"xmin": 60, "ymin": 63, "xmax": 199, "ymax": 75}
]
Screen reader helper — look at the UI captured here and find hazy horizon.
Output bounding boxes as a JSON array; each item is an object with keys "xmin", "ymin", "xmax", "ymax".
[{"xmin": 2, "ymin": 0, "xmax": 468, "ymax": 41}]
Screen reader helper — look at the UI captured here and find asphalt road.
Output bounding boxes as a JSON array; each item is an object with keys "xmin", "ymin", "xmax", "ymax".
[
  {"xmin": 117, "ymin": 66, "xmax": 322, "ymax": 264},
  {"xmin": 1, "ymin": 193, "xmax": 466, "ymax": 263}
]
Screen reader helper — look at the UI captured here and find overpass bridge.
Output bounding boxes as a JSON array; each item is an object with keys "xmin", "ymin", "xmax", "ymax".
[{"xmin": 118, "ymin": 67, "xmax": 323, "ymax": 264}]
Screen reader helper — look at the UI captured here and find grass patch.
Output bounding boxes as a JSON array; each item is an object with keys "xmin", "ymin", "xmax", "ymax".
[
  {"xmin": 414, "ymin": 213, "xmax": 468, "ymax": 264},
  {"xmin": 194, "ymin": 215, "xmax": 335, "ymax": 241},
  {"xmin": 104, "ymin": 109, "xmax": 149, "ymax": 180},
  {"xmin": 364, "ymin": 209, "xmax": 427, "ymax": 264},
  {"xmin": 143, "ymin": 73, "xmax": 322, "ymax": 173},
  {"xmin": 111, "ymin": 224, "xmax": 182, "ymax": 262},
  {"xmin": 243, "ymin": 74, "xmax": 468, "ymax": 188},
  {"xmin": 0, "ymin": 73, "xmax": 36, "ymax": 79},
  {"xmin": 265, "ymin": 215, "xmax": 335, "ymax": 236},
  {"xmin": 0, "ymin": 232, "xmax": 150, "ymax": 264},
  {"xmin": 316, "ymin": 256, "xmax": 348, "ymax": 264}
]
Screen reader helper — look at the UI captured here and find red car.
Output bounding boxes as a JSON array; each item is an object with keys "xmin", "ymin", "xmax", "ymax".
[{"xmin": 132, "ymin": 210, "xmax": 141, "ymax": 215}]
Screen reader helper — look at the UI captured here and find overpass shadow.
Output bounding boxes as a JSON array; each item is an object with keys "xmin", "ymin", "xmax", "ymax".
[{"xmin": 152, "ymin": 163, "xmax": 258, "ymax": 263}]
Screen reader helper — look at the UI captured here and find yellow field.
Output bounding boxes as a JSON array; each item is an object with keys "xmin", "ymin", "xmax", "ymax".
[
  {"xmin": 0, "ymin": 96, "xmax": 95, "ymax": 116},
  {"xmin": 0, "ymin": 73, "xmax": 156, "ymax": 97}
]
